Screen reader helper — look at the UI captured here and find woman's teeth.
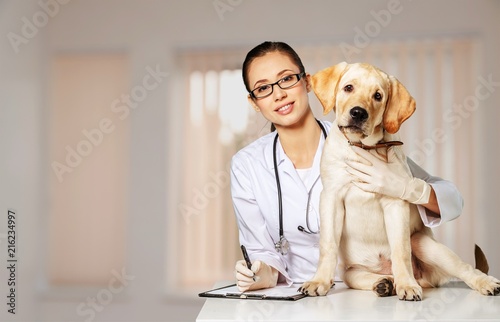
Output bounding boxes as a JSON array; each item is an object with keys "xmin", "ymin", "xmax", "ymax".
[{"xmin": 278, "ymin": 104, "xmax": 291, "ymax": 112}]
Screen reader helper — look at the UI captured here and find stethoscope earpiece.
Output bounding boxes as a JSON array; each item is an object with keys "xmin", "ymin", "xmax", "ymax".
[{"xmin": 297, "ymin": 225, "xmax": 315, "ymax": 234}]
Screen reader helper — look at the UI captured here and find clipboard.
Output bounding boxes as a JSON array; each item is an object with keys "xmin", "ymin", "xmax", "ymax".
[{"xmin": 198, "ymin": 283, "xmax": 307, "ymax": 301}]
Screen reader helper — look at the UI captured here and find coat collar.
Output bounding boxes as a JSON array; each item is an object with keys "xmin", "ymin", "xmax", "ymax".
[{"xmin": 265, "ymin": 121, "xmax": 329, "ymax": 191}]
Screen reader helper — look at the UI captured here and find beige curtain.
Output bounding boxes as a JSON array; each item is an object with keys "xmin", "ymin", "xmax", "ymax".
[
  {"xmin": 176, "ymin": 51, "xmax": 255, "ymax": 288},
  {"xmin": 48, "ymin": 54, "xmax": 129, "ymax": 285}
]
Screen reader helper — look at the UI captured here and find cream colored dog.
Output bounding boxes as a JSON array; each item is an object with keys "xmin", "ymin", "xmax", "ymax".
[{"xmin": 299, "ymin": 62, "xmax": 500, "ymax": 300}]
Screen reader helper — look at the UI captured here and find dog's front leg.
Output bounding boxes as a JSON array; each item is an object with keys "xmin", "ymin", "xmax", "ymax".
[
  {"xmin": 382, "ymin": 199, "xmax": 422, "ymax": 301},
  {"xmin": 299, "ymin": 188, "xmax": 345, "ymax": 296}
]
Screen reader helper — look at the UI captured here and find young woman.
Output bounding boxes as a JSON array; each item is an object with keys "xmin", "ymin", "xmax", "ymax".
[{"xmin": 230, "ymin": 41, "xmax": 464, "ymax": 292}]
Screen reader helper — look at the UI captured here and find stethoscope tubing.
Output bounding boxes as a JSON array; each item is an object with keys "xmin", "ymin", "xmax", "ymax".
[{"xmin": 273, "ymin": 120, "xmax": 327, "ymax": 254}]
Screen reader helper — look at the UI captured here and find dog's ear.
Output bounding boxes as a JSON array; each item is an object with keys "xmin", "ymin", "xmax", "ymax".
[
  {"xmin": 383, "ymin": 75, "xmax": 416, "ymax": 134},
  {"xmin": 311, "ymin": 62, "xmax": 348, "ymax": 115}
]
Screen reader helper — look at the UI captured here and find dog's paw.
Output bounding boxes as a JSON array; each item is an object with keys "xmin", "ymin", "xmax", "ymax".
[
  {"xmin": 372, "ymin": 277, "xmax": 396, "ymax": 297},
  {"xmin": 471, "ymin": 275, "xmax": 500, "ymax": 296},
  {"xmin": 298, "ymin": 279, "xmax": 334, "ymax": 297},
  {"xmin": 395, "ymin": 281, "xmax": 423, "ymax": 301}
]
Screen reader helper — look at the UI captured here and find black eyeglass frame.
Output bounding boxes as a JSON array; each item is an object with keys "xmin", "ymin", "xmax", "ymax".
[{"xmin": 249, "ymin": 72, "xmax": 306, "ymax": 99}]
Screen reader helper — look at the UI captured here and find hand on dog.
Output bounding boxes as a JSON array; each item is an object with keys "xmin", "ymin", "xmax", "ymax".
[
  {"xmin": 235, "ymin": 260, "xmax": 278, "ymax": 292},
  {"xmin": 346, "ymin": 146, "xmax": 431, "ymax": 204}
]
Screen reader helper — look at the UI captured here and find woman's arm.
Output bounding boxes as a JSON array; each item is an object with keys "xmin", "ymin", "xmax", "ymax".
[
  {"xmin": 230, "ymin": 156, "xmax": 290, "ymax": 284},
  {"xmin": 407, "ymin": 157, "xmax": 464, "ymax": 227},
  {"xmin": 346, "ymin": 146, "xmax": 464, "ymax": 227},
  {"xmin": 421, "ymin": 187, "xmax": 440, "ymax": 215}
]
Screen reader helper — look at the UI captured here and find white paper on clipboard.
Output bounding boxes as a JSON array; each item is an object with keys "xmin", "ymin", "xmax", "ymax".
[{"xmin": 199, "ymin": 283, "xmax": 307, "ymax": 301}]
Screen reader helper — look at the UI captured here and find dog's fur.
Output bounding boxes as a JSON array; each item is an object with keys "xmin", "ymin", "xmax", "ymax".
[{"xmin": 299, "ymin": 62, "xmax": 500, "ymax": 300}]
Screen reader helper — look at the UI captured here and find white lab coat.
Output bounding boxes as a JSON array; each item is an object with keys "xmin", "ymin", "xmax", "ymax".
[{"xmin": 230, "ymin": 120, "xmax": 464, "ymax": 285}]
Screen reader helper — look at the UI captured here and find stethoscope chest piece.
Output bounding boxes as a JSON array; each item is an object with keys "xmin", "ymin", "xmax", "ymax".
[{"xmin": 275, "ymin": 236, "xmax": 290, "ymax": 255}]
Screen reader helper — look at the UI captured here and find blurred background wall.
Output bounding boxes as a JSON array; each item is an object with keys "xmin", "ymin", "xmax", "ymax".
[{"xmin": 1, "ymin": 0, "xmax": 499, "ymax": 321}]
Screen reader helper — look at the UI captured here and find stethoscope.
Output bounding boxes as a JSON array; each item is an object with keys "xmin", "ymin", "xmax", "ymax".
[{"xmin": 273, "ymin": 119, "xmax": 328, "ymax": 255}]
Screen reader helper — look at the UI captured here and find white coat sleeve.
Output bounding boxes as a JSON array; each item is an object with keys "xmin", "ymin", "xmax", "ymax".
[
  {"xmin": 230, "ymin": 157, "xmax": 291, "ymax": 283},
  {"xmin": 407, "ymin": 157, "xmax": 464, "ymax": 227}
]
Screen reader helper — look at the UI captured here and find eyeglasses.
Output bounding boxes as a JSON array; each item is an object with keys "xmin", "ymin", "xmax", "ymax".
[{"xmin": 250, "ymin": 72, "xmax": 305, "ymax": 99}]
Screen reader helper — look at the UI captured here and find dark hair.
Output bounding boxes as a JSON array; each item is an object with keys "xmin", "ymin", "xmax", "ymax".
[{"xmin": 242, "ymin": 41, "xmax": 305, "ymax": 93}]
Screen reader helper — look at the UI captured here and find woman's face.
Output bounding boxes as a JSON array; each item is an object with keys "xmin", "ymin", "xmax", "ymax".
[{"xmin": 247, "ymin": 51, "xmax": 311, "ymax": 129}]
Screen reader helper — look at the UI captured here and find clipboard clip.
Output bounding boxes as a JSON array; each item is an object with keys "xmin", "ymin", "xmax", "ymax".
[{"xmin": 226, "ymin": 292, "xmax": 267, "ymax": 299}]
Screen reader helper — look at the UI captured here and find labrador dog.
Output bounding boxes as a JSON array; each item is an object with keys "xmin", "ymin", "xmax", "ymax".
[{"xmin": 299, "ymin": 62, "xmax": 500, "ymax": 300}]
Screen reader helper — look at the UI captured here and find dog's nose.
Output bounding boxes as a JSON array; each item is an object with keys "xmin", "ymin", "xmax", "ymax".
[{"xmin": 350, "ymin": 107, "xmax": 368, "ymax": 122}]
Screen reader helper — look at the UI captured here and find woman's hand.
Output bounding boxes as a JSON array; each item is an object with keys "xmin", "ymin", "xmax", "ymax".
[
  {"xmin": 345, "ymin": 146, "xmax": 431, "ymax": 204},
  {"xmin": 235, "ymin": 260, "xmax": 278, "ymax": 292}
]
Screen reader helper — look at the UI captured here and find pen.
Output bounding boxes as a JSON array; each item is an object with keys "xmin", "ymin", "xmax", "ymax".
[{"xmin": 240, "ymin": 245, "xmax": 256, "ymax": 282}]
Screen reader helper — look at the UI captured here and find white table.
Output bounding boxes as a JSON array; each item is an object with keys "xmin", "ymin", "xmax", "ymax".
[{"xmin": 197, "ymin": 281, "xmax": 500, "ymax": 321}]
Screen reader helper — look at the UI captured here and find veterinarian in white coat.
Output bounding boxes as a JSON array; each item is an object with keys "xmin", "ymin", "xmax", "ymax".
[{"xmin": 232, "ymin": 41, "xmax": 464, "ymax": 292}]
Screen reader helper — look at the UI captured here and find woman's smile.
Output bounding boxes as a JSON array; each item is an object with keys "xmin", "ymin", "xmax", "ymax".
[{"xmin": 275, "ymin": 102, "xmax": 294, "ymax": 115}]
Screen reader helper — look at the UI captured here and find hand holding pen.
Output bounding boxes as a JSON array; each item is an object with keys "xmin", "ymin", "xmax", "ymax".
[{"xmin": 234, "ymin": 245, "xmax": 279, "ymax": 292}]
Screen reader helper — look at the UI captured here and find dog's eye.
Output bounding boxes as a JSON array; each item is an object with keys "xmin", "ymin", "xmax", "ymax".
[
  {"xmin": 344, "ymin": 84, "xmax": 353, "ymax": 92},
  {"xmin": 374, "ymin": 92, "xmax": 382, "ymax": 101}
]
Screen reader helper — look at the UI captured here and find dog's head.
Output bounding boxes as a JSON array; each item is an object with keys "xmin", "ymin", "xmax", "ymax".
[{"xmin": 312, "ymin": 62, "xmax": 416, "ymax": 145}]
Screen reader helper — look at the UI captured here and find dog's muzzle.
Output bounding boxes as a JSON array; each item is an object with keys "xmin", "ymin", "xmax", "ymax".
[{"xmin": 338, "ymin": 106, "xmax": 369, "ymax": 134}]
